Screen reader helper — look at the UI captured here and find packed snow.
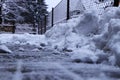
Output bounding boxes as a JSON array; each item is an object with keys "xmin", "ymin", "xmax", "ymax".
[
  {"xmin": 0, "ymin": 33, "xmax": 47, "ymax": 46},
  {"xmin": 0, "ymin": 6, "xmax": 120, "ymax": 67}
]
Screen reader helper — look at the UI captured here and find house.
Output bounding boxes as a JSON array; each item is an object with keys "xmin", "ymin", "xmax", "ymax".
[
  {"xmin": 69, "ymin": 0, "xmax": 120, "ymax": 16},
  {"xmin": 69, "ymin": 0, "xmax": 84, "ymax": 18},
  {"xmin": 113, "ymin": 0, "xmax": 120, "ymax": 6}
]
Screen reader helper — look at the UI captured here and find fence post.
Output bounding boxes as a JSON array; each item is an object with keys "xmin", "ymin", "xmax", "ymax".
[
  {"xmin": 0, "ymin": 5, "xmax": 2, "ymax": 24},
  {"xmin": 66, "ymin": 0, "xmax": 70, "ymax": 20},
  {"xmin": 51, "ymin": 8, "xmax": 54, "ymax": 26},
  {"xmin": 113, "ymin": 0, "xmax": 119, "ymax": 7}
]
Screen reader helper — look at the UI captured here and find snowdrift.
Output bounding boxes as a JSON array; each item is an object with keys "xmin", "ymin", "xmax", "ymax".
[
  {"xmin": 46, "ymin": 7, "xmax": 120, "ymax": 65},
  {"xmin": 93, "ymin": 7, "xmax": 120, "ymax": 66},
  {"xmin": 74, "ymin": 11, "xmax": 99, "ymax": 35},
  {"xmin": 45, "ymin": 11, "xmax": 101, "ymax": 63}
]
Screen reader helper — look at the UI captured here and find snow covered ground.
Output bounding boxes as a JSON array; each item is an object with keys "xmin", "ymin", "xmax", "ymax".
[
  {"xmin": 0, "ymin": 5, "xmax": 120, "ymax": 80},
  {"xmin": 0, "ymin": 33, "xmax": 47, "ymax": 46},
  {"xmin": 0, "ymin": 6, "xmax": 120, "ymax": 66}
]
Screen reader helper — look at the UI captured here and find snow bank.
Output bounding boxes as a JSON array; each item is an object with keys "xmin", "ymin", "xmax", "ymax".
[
  {"xmin": 93, "ymin": 7, "xmax": 120, "ymax": 66},
  {"xmin": 74, "ymin": 11, "xmax": 99, "ymax": 35},
  {"xmin": 107, "ymin": 19, "xmax": 120, "ymax": 67},
  {"xmin": 45, "ymin": 11, "xmax": 101, "ymax": 63},
  {"xmin": 45, "ymin": 6, "xmax": 120, "ymax": 65},
  {"xmin": 46, "ymin": 11, "xmax": 99, "ymax": 50},
  {"xmin": 0, "ymin": 33, "xmax": 47, "ymax": 46},
  {"xmin": 45, "ymin": 17, "xmax": 79, "ymax": 50},
  {"xmin": 99, "ymin": 7, "xmax": 120, "ymax": 33}
]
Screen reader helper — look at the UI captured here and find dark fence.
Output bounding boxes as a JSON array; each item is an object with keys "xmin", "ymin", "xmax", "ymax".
[
  {"xmin": 47, "ymin": 0, "xmax": 118, "ymax": 28},
  {"xmin": 47, "ymin": 0, "xmax": 84, "ymax": 27},
  {"xmin": 0, "ymin": 0, "xmax": 119, "ymax": 34}
]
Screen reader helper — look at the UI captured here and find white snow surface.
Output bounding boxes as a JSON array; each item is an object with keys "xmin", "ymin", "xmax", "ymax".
[
  {"xmin": 74, "ymin": 11, "xmax": 99, "ymax": 35},
  {"xmin": 0, "ymin": 33, "xmax": 47, "ymax": 46},
  {"xmin": 0, "ymin": 6, "xmax": 120, "ymax": 64},
  {"xmin": 71, "ymin": 48, "xmax": 98, "ymax": 63},
  {"xmin": 46, "ymin": 6, "xmax": 120, "ymax": 64},
  {"xmin": 92, "ymin": 7, "xmax": 120, "ymax": 66},
  {"xmin": 45, "ymin": 11, "xmax": 100, "ymax": 62}
]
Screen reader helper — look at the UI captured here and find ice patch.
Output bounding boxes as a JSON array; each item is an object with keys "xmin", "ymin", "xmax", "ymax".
[{"xmin": 0, "ymin": 45, "xmax": 12, "ymax": 53}]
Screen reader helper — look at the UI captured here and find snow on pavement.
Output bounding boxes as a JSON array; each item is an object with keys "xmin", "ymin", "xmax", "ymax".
[{"xmin": 0, "ymin": 6, "xmax": 120, "ymax": 80}]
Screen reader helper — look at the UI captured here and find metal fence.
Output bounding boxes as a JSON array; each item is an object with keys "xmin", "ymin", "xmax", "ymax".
[
  {"xmin": 47, "ymin": 0, "xmax": 117, "ymax": 27},
  {"xmin": 47, "ymin": 0, "xmax": 84, "ymax": 27}
]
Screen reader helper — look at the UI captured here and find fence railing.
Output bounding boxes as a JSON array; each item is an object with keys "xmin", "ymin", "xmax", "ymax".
[
  {"xmin": 47, "ymin": 0, "xmax": 118, "ymax": 28},
  {"xmin": 47, "ymin": 0, "xmax": 85, "ymax": 27}
]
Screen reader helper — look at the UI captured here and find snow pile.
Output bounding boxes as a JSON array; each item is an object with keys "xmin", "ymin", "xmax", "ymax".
[
  {"xmin": 46, "ymin": 11, "xmax": 99, "ymax": 50},
  {"xmin": 99, "ymin": 7, "xmax": 120, "ymax": 32},
  {"xmin": 45, "ymin": 11, "xmax": 101, "ymax": 63},
  {"xmin": 46, "ymin": 17, "xmax": 79, "ymax": 50},
  {"xmin": 74, "ymin": 11, "xmax": 99, "ymax": 35},
  {"xmin": 46, "ymin": 6, "xmax": 120, "ymax": 65},
  {"xmin": 93, "ymin": 7, "xmax": 120, "ymax": 66},
  {"xmin": 71, "ymin": 49, "xmax": 98, "ymax": 63},
  {"xmin": 0, "ymin": 33, "xmax": 47, "ymax": 46},
  {"xmin": 107, "ymin": 19, "xmax": 120, "ymax": 66}
]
